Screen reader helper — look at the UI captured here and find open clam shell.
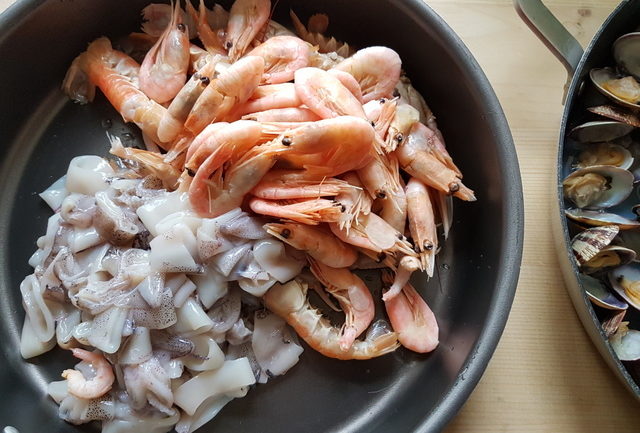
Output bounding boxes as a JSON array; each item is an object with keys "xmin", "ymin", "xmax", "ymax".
[
  {"xmin": 610, "ymin": 263, "xmax": 640, "ymax": 310},
  {"xmin": 563, "ymin": 165, "xmax": 634, "ymax": 209},
  {"xmin": 613, "ymin": 32, "xmax": 640, "ymax": 80},
  {"xmin": 588, "ymin": 105, "xmax": 640, "ymax": 128},
  {"xmin": 574, "ymin": 143, "xmax": 634, "ymax": 170},
  {"xmin": 603, "ymin": 310, "xmax": 627, "ymax": 338},
  {"xmin": 572, "ymin": 225, "xmax": 619, "ymax": 264},
  {"xmin": 568, "ymin": 118, "xmax": 634, "ymax": 143},
  {"xmin": 580, "ymin": 245, "xmax": 636, "ymax": 274},
  {"xmin": 565, "ymin": 208, "xmax": 640, "ymax": 230},
  {"xmin": 580, "ymin": 273, "xmax": 628, "ymax": 310},
  {"xmin": 610, "ymin": 324, "xmax": 640, "ymax": 361},
  {"xmin": 590, "ymin": 68, "xmax": 640, "ymax": 111}
]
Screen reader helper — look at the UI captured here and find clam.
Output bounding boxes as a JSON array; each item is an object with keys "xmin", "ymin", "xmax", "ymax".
[
  {"xmin": 602, "ymin": 310, "xmax": 627, "ymax": 338},
  {"xmin": 565, "ymin": 208, "xmax": 640, "ymax": 230},
  {"xmin": 613, "ymin": 32, "xmax": 640, "ymax": 80},
  {"xmin": 588, "ymin": 105, "xmax": 640, "ymax": 128},
  {"xmin": 590, "ymin": 68, "xmax": 640, "ymax": 110},
  {"xmin": 571, "ymin": 225, "xmax": 636, "ymax": 273},
  {"xmin": 610, "ymin": 322, "xmax": 640, "ymax": 361},
  {"xmin": 574, "ymin": 143, "xmax": 633, "ymax": 170},
  {"xmin": 563, "ymin": 165, "xmax": 633, "ymax": 209},
  {"xmin": 610, "ymin": 263, "xmax": 640, "ymax": 310},
  {"xmin": 579, "ymin": 273, "xmax": 628, "ymax": 310},
  {"xmin": 568, "ymin": 119, "xmax": 634, "ymax": 143}
]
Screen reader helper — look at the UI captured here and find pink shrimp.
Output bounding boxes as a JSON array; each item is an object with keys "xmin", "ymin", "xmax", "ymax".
[
  {"xmin": 385, "ymin": 102, "xmax": 420, "ymax": 152},
  {"xmin": 183, "ymin": 121, "xmax": 228, "ymax": 164},
  {"xmin": 185, "ymin": 0, "xmax": 227, "ymax": 55},
  {"xmin": 61, "ymin": 348, "xmax": 115, "ymax": 399},
  {"xmin": 294, "ymin": 67, "xmax": 366, "ymax": 120},
  {"xmin": 397, "ymin": 123, "xmax": 474, "ymax": 200},
  {"xmin": 363, "ymin": 97, "xmax": 397, "ymax": 138},
  {"xmin": 185, "ymin": 55, "xmax": 264, "ymax": 135},
  {"xmin": 242, "ymin": 107, "xmax": 321, "ymax": 122},
  {"xmin": 334, "ymin": 172, "xmax": 372, "ymax": 231},
  {"xmin": 249, "ymin": 197, "xmax": 344, "ymax": 225},
  {"xmin": 334, "ymin": 46, "xmax": 402, "ymax": 103},
  {"xmin": 406, "ymin": 177, "xmax": 438, "ymax": 275},
  {"xmin": 328, "ymin": 69, "xmax": 364, "ymax": 103},
  {"xmin": 309, "ymin": 259, "xmax": 375, "ymax": 350},
  {"xmin": 382, "ymin": 272, "xmax": 439, "ymax": 353},
  {"xmin": 225, "ymin": 0, "xmax": 271, "ymax": 61},
  {"xmin": 251, "ymin": 170, "xmax": 354, "ymax": 199},
  {"xmin": 109, "ymin": 136, "xmax": 180, "ymax": 189},
  {"xmin": 247, "ymin": 36, "xmax": 313, "ymax": 84},
  {"xmin": 265, "ymin": 222, "xmax": 357, "ymax": 268},
  {"xmin": 240, "ymin": 83, "xmax": 302, "ymax": 114},
  {"xmin": 141, "ymin": 3, "xmax": 196, "ymax": 39},
  {"xmin": 263, "ymin": 280, "xmax": 399, "ymax": 360},
  {"xmin": 63, "ymin": 37, "xmax": 176, "ymax": 147},
  {"xmin": 382, "ymin": 255, "xmax": 421, "ymax": 301},
  {"xmin": 139, "ymin": 1, "xmax": 190, "ymax": 103}
]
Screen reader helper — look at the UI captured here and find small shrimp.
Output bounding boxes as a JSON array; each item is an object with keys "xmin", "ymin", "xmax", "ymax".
[
  {"xmin": 63, "ymin": 37, "xmax": 175, "ymax": 147},
  {"xmin": 397, "ymin": 123, "xmax": 475, "ymax": 201},
  {"xmin": 240, "ymin": 83, "xmax": 302, "ymax": 114},
  {"xmin": 328, "ymin": 69, "xmax": 364, "ymax": 103},
  {"xmin": 382, "ymin": 272, "xmax": 439, "ymax": 353},
  {"xmin": 242, "ymin": 107, "xmax": 321, "ymax": 122},
  {"xmin": 189, "ymin": 138, "xmax": 279, "ymax": 217},
  {"xmin": 289, "ymin": 10, "xmax": 353, "ymax": 58},
  {"xmin": 183, "ymin": 121, "xmax": 228, "ymax": 164},
  {"xmin": 263, "ymin": 280, "xmax": 398, "ymax": 360},
  {"xmin": 363, "ymin": 98, "xmax": 397, "ymax": 139},
  {"xmin": 406, "ymin": 177, "xmax": 438, "ymax": 275},
  {"xmin": 294, "ymin": 67, "xmax": 366, "ymax": 120},
  {"xmin": 141, "ymin": 3, "xmax": 196, "ymax": 39},
  {"xmin": 139, "ymin": 1, "xmax": 190, "ymax": 103},
  {"xmin": 265, "ymin": 222, "xmax": 357, "ymax": 268},
  {"xmin": 247, "ymin": 36, "xmax": 313, "ymax": 84},
  {"xmin": 381, "ymin": 255, "xmax": 421, "ymax": 301},
  {"xmin": 185, "ymin": 55, "xmax": 264, "ymax": 135},
  {"xmin": 335, "ymin": 172, "xmax": 371, "ymax": 231},
  {"xmin": 185, "ymin": 119, "xmax": 262, "ymax": 172},
  {"xmin": 385, "ymin": 102, "xmax": 420, "ymax": 152},
  {"xmin": 61, "ymin": 348, "xmax": 115, "ymax": 399},
  {"xmin": 189, "ymin": 44, "xmax": 214, "ymax": 73},
  {"xmin": 109, "ymin": 135, "xmax": 181, "ymax": 189},
  {"xmin": 249, "ymin": 197, "xmax": 344, "ymax": 225},
  {"xmin": 334, "ymin": 46, "xmax": 402, "ymax": 103},
  {"xmin": 308, "ymin": 259, "xmax": 375, "ymax": 350},
  {"xmin": 251, "ymin": 170, "xmax": 354, "ymax": 199},
  {"xmin": 225, "ymin": 0, "xmax": 271, "ymax": 61},
  {"xmin": 158, "ymin": 55, "xmax": 223, "ymax": 143},
  {"xmin": 185, "ymin": 0, "xmax": 227, "ymax": 55},
  {"xmin": 358, "ymin": 152, "xmax": 407, "ymax": 233}
]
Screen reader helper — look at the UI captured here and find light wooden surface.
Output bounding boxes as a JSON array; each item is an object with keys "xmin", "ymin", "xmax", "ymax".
[
  {"xmin": 427, "ymin": 1, "xmax": 640, "ymax": 432},
  {"xmin": 0, "ymin": 0, "xmax": 638, "ymax": 431}
]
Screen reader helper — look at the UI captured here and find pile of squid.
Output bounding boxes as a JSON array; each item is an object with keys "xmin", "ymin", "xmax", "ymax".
[{"xmin": 20, "ymin": 0, "xmax": 476, "ymax": 431}]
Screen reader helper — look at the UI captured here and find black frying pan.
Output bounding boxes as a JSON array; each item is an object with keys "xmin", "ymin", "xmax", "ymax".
[
  {"xmin": 0, "ymin": 1, "xmax": 523, "ymax": 431},
  {"xmin": 515, "ymin": 0, "xmax": 640, "ymax": 400}
]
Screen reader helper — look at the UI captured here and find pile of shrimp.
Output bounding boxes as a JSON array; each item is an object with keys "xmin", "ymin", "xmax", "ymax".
[{"xmin": 62, "ymin": 0, "xmax": 475, "ymax": 361}]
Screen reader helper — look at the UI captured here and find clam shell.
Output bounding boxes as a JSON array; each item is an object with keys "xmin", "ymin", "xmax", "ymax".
[
  {"xmin": 613, "ymin": 32, "xmax": 640, "ymax": 80},
  {"xmin": 602, "ymin": 310, "xmax": 627, "ymax": 338},
  {"xmin": 571, "ymin": 225, "xmax": 619, "ymax": 265},
  {"xmin": 580, "ymin": 245, "xmax": 636, "ymax": 274},
  {"xmin": 588, "ymin": 105, "xmax": 640, "ymax": 128},
  {"xmin": 580, "ymin": 273, "xmax": 628, "ymax": 310},
  {"xmin": 610, "ymin": 327, "xmax": 640, "ymax": 361},
  {"xmin": 590, "ymin": 68, "xmax": 640, "ymax": 111},
  {"xmin": 574, "ymin": 144, "xmax": 634, "ymax": 170},
  {"xmin": 565, "ymin": 208, "xmax": 640, "ymax": 230},
  {"xmin": 610, "ymin": 263, "xmax": 640, "ymax": 310},
  {"xmin": 563, "ymin": 165, "xmax": 634, "ymax": 209}
]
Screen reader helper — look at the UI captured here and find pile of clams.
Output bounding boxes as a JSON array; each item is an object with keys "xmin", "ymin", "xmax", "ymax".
[{"xmin": 564, "ymin": 32, "xmax": 640, "ymax": 378}]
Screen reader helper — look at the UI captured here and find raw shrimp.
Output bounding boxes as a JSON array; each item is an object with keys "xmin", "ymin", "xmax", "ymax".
[
  {"xmin": 289, "ymin": 10, "xmax": 353, "ymax": 57},
  {"xmin": 397, "ymin": 123, "xmax": 475, "ymax": 200},
  {"xmin": 225, "ymin": 0, "xmax": 271, "ymax": 61},
  {"xmin": 63, "ymin": 37, "xmax": 177, "ymax": 146},
  {"xmin": 406, "ymin": 177, "xmax": 438, "ymax": 275},
  {"xmin": 249, "ymin": 197, "xmax": 344, "ymax": 225},
  {"xmin": 265, "ymin": 222, "xmax": 358, "ymax": 268},
  {"xmin": 185, "ymin": 55, "xmax": 264, "ymax": 134},
  {"xmin": 263, "ymin": 280, "xmax": 398, "ymax": 359},
  {"xmin": 61, "ymin": 348, "xmax": 115, "ymax": 399},
  {"xmin": 185, "ymin": 119, "xmax": 263, "ymax": 172},
  {"xmin": 381, "ymin": 255, "xmax": 421, "ymax": 301},
  {"xmin": 335, "ymin": 46, "xmax": 402, "ymax": 103},
  {"xmin": 382, "ymin": 272, "xmax": 439, "ymax": 353},
  {"xmin": 251, "ymin": 170, "xmax": 354, "ymax": 199},
  {"xmin": 185, "ymin": 0, "xmax": 227, "ymax": 55},
  {"xmin": 158, "ymin": 55, "xmax": 222, "ymax": 142},
  {"xmin": 242, "ymin": 107, "xmax": 321, "ymax": 122},
  {"xmin": 247, "ymin": 36, "xmax": 313, "ymax": 84},
  {"xmin": 139, "ymin": 1, "xmax": 190, "ymax": 103},
  {"xmin": 294, "ymin": 67, "xmax": 366, "ymax": 120}
]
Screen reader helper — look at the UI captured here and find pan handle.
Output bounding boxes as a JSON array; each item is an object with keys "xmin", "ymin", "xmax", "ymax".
[{"xmin": 513, "ymin": 0, "xmax": 584, "ymax": 101}]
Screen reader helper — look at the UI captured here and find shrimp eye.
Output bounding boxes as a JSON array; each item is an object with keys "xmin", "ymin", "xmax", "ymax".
[
  {"xmin": 393, "ymin": 89, "xmax": 401, "ymax": 97},
  {"xmin": 177, "ymin": 23, "xmax": 186, "ymax": 32},
  {"xmin": 281, "ymin": 228, "xmax": 291, "ymax": 238},
  {"xmin": 377, "ymin": 252, "xmax": 387, "ymax": 262},
  {"xmin": 200, "ymin": 76, "xmax": 210, "ymax": 86},
  {"xmin": 376, "ymin": 191, "xmax": 386, "ymax": 199},
  {"xmin": 379, "ymin": 98, "xmax": 387, "ymax": 104},
  {"xmin": 340, "ymin": 205, "xmax": 346, "ymax": 212},
  {"xmin": 370, "ymin": 121, "xmax": 375, "ymax": 127},
  {"xmin": 395, "ymin": 133, "xmax": 404, "ymax": 143},
  {"xmin": 282, "ymin": 137, "xmax": 292, "ymax": 146},
  {"xmin": 225, "ymin": 41, "xmax": 233, "ymax": 50},
  {"xmin": 424, "ymin": 242, "xmax": 434, "ymax": 251},
  {"xmin": 449, "ymin": 182, "xmax": 460, "ymax": 193},
  {"xmin": 186, "ymin": 168, "xmax": 196, "ymax": 177}
]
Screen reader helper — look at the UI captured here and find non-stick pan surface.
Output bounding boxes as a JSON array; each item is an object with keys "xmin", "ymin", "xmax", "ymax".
[{"xmin": 0, "ymin": 1, "xmax": 522, "ymax": 431}]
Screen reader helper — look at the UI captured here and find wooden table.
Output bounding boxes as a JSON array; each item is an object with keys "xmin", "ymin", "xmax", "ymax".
[{"xmin": 1, "ymin": 0, "xmax": 639, "ymax": 431}]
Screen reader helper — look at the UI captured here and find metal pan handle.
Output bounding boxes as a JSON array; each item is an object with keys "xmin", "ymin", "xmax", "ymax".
[{"xmin": 513, "ymin": 0, "xmax": 584, "ymax": 101}]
